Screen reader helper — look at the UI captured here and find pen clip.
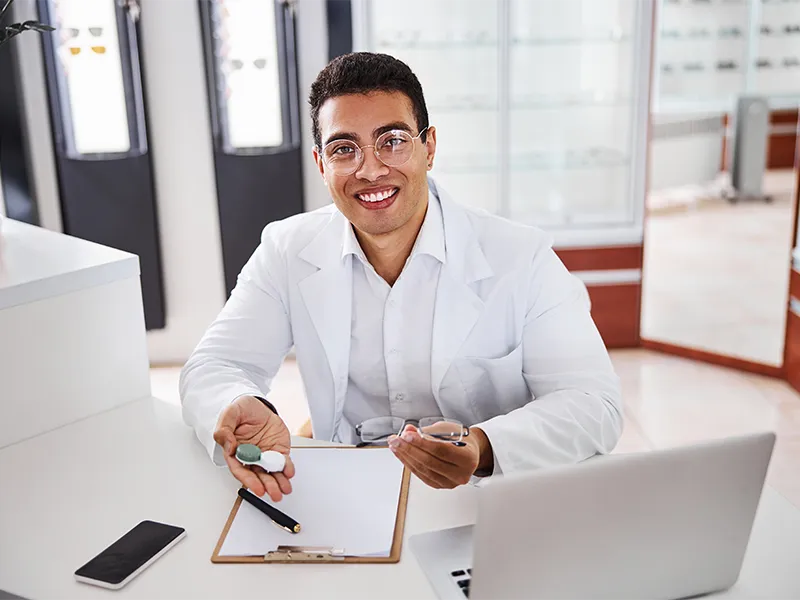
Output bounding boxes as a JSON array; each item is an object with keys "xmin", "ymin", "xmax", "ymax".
[{"xmin": 264, "ymin": 546, "xmax": 346, "ymax": 561}]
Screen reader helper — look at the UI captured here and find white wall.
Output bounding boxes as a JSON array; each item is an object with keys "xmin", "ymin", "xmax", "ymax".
[
  {"xmin": 296, "ymin": 0, "xmax": 332, "ymax": 212},
  {"xmin": 139, "ymin": 0, "xmax": 228, "ymax": 365},
  {"xmin": 11, "ymin": 0, "xmax": 63, "ymax": 232}
]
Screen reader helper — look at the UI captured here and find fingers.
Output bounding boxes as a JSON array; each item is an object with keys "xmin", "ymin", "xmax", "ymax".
[
  {"xmin": 213, "ymin": 426, "xmax": 236, "ymax": 455},
  {"xmin": 271, "ymin": 470, "xmax": 293, "ymax": 496},
  {"xmin": 402, "ymin": 425, "xmax": 465, "ymax": 465},
  {"xmin": 393, "ymin": 444, "xmax": 454, "ymax": 488},
  {"xmin": 390, "ymin": 427, "xmax": 476, "ymax": 487},
  {"xmin": 254, "ymin": 469, "xmax": 284, "ymax": 502},
  {"xmin": 282, "ymin": 455, "xmax": 296, "ymax": 479},
  {"xmin": 223, "ymin": 452, "xmax": 266, "ymax": 496},
  {"xmin": 213, "ymin": 403, "xmax": 241, "ymax": 449},
  {"xmin": 392, "ymin": 438, "xmax": 459, "ymax": 484}
]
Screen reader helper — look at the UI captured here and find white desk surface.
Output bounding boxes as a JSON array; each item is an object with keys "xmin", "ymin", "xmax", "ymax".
[
  {"xmin": 0, "ymin": 397, "xmax": 799, "ymax": 600},
  {"xmin": 0, "ymin": 219, "xmax": 138, "ymax": 310}
]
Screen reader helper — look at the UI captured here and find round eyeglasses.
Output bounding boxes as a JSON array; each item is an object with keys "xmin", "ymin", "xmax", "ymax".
[
  {"xmin": 355, "ymin": 416, "xmax": 468, "ymax": 446},
  {"xmin": 319, "ymin": 126, "xmax": 430, "ymax": 176}
]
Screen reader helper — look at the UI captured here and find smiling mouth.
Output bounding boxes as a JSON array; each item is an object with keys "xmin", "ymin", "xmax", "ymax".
[{"xmin": 355, "ymin": 187, "xmax": 399, "ymax": 203}]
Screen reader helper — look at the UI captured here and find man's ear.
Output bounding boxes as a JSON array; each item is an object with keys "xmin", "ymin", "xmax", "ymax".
[
  {"xmin": 312, "ymin": 146, "xmax": 326, "ymax": 181},
  {"xmin": 424, "ymin": 126, "xmax": 437, "ymax": 170}
]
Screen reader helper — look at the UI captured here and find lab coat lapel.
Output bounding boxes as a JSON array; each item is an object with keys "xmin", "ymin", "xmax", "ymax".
[
  {"xmin": 297, "ymin": 212, "xmax": 353, "ymax": 434},
  {"xmin": 430, "ymin": 180, "xmax": 494, "ymax": 399}
]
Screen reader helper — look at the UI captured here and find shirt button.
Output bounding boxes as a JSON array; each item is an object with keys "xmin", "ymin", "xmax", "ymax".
[
  {"xmin": 395, "ymin": 393, "xmax": 405, "ymax": 401},
  {"xmin": 388, "ymin": 348, "xmax": 398, "ymax": 355}
]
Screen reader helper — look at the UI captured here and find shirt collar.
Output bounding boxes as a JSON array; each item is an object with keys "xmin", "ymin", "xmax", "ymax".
[
  {"xmin": 341, "ymin": 216, "xmax": 367, "ymax": 263},
  {"xmin": 341, "ymin": 190, "xmax": 446, "ymax": 265}
]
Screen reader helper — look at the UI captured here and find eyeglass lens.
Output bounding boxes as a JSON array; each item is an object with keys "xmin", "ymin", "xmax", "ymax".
[
  {"xmin": 323, "ymin": 129, "xmax": 420, "ymax": 175},
  {"xmin": 357, "ymin": 417, "xmax": 465, "ymax": 443}
]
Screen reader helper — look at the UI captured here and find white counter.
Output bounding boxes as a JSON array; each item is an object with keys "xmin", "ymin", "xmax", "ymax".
[
  {"xmin": 0, "ymin": 220, "xmax": 151, "ymax": 448},
  {"xmin": 0, "ymin": 219, "xmax": 138, "ymax": 310},
  {"xmin": 0, "ymin": 396, "xmax": 798, "ymax": 600}
]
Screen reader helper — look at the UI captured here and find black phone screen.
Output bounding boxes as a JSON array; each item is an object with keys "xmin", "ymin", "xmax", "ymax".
[{"xmin": 74, "ymin": 520, "xmax": 185, "ymax": 585}]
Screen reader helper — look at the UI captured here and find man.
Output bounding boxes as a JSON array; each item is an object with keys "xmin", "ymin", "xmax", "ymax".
[{"xmin": 180, "ymin": 52, "xmax": 622, "ymax": 502}]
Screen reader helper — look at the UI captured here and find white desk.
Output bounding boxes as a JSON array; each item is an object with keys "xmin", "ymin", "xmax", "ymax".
[
  {"xmin": 0, "ymin": 220, "xmax": 150, "ymax": 448},
  {"xmin": 1, "ymin": 397, "xmax": 799, "ymax": 600}
]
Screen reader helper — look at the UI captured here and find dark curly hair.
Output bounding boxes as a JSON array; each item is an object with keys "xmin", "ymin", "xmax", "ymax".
[{"xmin": 308, "ymin": 52, "xmax": 429, "ymax": 149}]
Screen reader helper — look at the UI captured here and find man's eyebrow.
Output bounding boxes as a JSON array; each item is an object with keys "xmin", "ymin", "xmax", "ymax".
[
  {"xmin": 322, "ymin": 122, "xmax": 414, "ymax": 147},
  {"xmin": 322, "ymin": 131, "xmax": 359, "ymax": 146},
  {"xmin": 373, "ymin": 122, "xmax": 413, "ymax": 137}
]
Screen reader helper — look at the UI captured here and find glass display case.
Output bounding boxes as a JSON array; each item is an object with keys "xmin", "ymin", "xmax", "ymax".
[
  {"xmin": 358, "ymin": 0, "xmax": 502, "ymax": 215},
  {"xmin": 199, "ymin": 0, "xmax": 305, "ymax": 296},
  {"xmin": 352, "ymin": 0, "xmax": 654, "ymax": 247},
  {"xmin": 654, "ymin": 0, "xmax": 800, "ymax": 114},
  {"xmin": 40, "ymin": 0, "xmax": 148, "ymax": 158},
  {"xmin": 205, "ymin": 0, "xmax": 287, "ymax": 152},
  {"xmin": 35, "ymin": 0, "xmax": 167, "ymax": 331}
]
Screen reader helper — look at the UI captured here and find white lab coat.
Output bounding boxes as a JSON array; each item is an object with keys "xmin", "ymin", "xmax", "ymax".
[{"xmin": 180, "ymin": 179, "xmax": 623, "ymax": 474}]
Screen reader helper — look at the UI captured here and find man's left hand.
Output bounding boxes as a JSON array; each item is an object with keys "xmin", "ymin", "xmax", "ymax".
[{"xmin": 388, "ymin": 424, "xmax": 493, "ymax": 488}]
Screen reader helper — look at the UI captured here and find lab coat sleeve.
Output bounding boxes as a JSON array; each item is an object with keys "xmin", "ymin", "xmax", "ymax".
[
  {"xmin": 179, "ymin": 224, "xmax": 294, "ymax": 465},
  {"xmin": 473, "ymin": 246, "xmax": 623, "ymax": 475}
]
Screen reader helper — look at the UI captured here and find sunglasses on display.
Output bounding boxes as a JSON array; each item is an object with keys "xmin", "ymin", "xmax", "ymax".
[
  {"xmin": 719, "ymin": 27, "xmax": 743, "ymax": 38},
  {"xmin": 686, "ymin": 28, "xmax": 711, "ymax": 38},
  {"xmin": 68, "ymin": 46, "xmax": 107, "ymax": 55},
  {"xmin": 229, "ymin": 58, "xmax": 268, "ymax": 70},
  {"xmin": 65, "ymin": 26, "xmax": 103, "ymax": 38},
  {"xmin": 64, "ymin": 26, "xmax": 105, "ymax": 55}
]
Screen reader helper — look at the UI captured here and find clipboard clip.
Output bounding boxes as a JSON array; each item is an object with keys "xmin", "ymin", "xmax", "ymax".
[{"xmin": 264, "ymin": 545, "xmax": 346, "ymax": 561}]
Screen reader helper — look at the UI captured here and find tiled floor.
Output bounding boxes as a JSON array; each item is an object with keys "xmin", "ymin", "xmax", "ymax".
[
  {"xmin": 152, "ymin": 349, "xmax": 800, "ymax": 508},
  {"xmin": 642, "ymin": 169, "xmax": 797, "ymax": 367}
]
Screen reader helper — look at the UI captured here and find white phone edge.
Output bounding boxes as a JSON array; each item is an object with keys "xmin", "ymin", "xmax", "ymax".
[{"xmin": 73, "ymin": 530, "xmax": 187, "ymax": 590}]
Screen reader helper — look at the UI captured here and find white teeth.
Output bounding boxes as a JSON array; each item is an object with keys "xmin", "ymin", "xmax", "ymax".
[{"xmin": 358, "ymin": 188, "xmax": 396, "ymax": 202}]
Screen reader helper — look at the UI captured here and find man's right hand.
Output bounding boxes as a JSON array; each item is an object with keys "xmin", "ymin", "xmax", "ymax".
[{"xmin": 213, "ymin": 395, "xmax": 295, "ymax": 501}]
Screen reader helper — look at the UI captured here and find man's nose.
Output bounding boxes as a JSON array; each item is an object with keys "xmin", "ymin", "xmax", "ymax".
[{"xmin": 355, "ymin": 147, "xmax": 390, "ymax": 181}]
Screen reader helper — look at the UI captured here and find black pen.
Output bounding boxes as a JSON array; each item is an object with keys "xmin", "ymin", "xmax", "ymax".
[{"xmin": 238, "ymin": 488, "xmax": 301, "ymax": 534}]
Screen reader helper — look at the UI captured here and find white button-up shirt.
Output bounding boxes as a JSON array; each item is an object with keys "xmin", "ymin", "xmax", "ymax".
[{"xmin": 342, "ymin": 193, "xmax": 445, "ymax": 432}]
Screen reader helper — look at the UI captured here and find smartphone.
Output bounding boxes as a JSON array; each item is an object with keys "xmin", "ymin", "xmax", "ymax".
[{"xmin": 74, "ymin": 520, "xmax": 186, "ymax": 590}]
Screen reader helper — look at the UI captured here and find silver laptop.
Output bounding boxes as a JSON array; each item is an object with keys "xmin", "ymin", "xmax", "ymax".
[{"xmin": 411, "ymin": 431, "xmax": 775, "ymax": 600}]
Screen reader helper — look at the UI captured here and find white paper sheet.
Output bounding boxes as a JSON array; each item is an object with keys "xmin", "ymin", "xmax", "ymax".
[{"xmin": 219, "ymin": 448, "xmax": 405, "ymax": 557}]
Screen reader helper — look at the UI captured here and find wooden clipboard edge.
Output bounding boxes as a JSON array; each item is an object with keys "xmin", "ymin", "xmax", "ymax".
[
  {"xmin": 210, "ymin": 446, "xmax": 411, "ymax": 564},
  {"xmin": 211, "ymin": 495, "xmax": 262, "ymax": 563}
]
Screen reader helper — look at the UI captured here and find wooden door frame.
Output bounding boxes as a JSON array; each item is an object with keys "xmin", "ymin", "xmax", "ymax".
[{"xmin": 783, "ymin": 153, "xmax": 800, "ymax": 391}]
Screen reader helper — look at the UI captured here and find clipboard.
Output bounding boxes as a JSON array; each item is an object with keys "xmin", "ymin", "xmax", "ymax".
[{"xmin": 211, "ymin": 446, "xmax": 411, "ymax": 564}]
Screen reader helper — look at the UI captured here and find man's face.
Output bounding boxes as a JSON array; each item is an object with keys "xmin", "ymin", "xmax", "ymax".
[{"xmin": 313, "ymin": 91, "xmax": 436, "ymax": 238}]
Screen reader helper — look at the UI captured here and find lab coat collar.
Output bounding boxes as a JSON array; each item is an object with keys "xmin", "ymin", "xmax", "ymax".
[
  {"xmin": 428, "ymin": 177, "xmax": 494, "ymax": 399},
  {"xmin": 430, "ymin": 177, "xmax": 492, "ymax": 283}
]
